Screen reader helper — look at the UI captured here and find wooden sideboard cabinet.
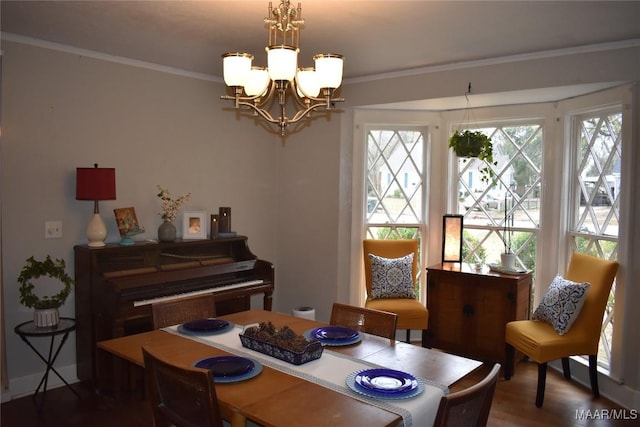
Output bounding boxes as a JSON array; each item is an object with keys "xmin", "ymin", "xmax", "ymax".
[{"xmin": 425, "ymin": 263, "xmax": 531, "ymax": 365}]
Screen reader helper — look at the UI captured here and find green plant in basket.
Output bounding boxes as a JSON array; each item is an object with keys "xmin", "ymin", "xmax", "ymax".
[
  {"xmin": 18, "ymin": 256, "xmax": 74, "ymax": 309},
  {"xmin": 449, "ymin": 130, "xmax": 497, "ymax": 184}
]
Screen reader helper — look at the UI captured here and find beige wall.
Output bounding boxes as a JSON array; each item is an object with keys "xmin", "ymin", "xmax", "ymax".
[
  {"xmin": 2, "ymin": 37, "xmax": 640, "ymax": 408},
  {"xmin": 1, "ymin": 40, "xmax": 280, "ymax": 393},
  {"xmin": 274, "ymin": 117, "xmax": 342, "ymax": 321}
]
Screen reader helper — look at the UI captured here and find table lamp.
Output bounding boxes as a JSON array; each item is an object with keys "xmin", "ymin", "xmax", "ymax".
[
  {"xmin": 76, "ymin": 164, "xmax": 116, "ymax": 247},
  {"xmin": 442, "ymin": 214, "xmax": 464, "ymax": 263}
]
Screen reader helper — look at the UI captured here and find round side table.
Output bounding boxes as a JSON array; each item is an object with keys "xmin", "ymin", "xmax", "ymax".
[{"xmin": 14, "ymin": 317, "xmax": 80, "ymax": 407}]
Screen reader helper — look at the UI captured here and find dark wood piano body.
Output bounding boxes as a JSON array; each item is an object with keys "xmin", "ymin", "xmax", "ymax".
[{"xmin": 74, "ymin": 236, "xmax": 274, "ymax": 383}]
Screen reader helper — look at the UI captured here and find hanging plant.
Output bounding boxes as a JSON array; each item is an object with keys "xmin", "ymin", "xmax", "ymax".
[
  {"xmin": 18, "ymin": 256, "xmax": 74, "ymax": 309},
  {"xmin": 449, "ymin": 130, "xmax": 497, "ymax": 184}
]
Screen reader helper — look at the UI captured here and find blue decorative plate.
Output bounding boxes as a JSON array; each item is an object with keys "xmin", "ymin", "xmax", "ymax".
[
  {"xmin": 313, "ymin": 326, "xmax": 359, "ymax": 340},
  {"xmin": 346, "ymin": 369, "xmax": 424, "ymax": 400},
  {"xmin": 303, "ymin": 327, "xmax": 361, "ymax": 346},
  {"xmin": 193, "ymin": 356, "xmax": 262, "ymax": 383},
  {"xmin": 184, "ymin": 318, "xmax": 229, "ymax": 331},
  {"xmin": 356, "ymin": 368, "xmax": 417, "ymax": 394},
  {"xmin": 178, "ymin": 320, "xmax": 235, "ymax": 336}
]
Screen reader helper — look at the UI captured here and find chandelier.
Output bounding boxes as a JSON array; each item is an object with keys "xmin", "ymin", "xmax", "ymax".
[{"xmin": 221, "ymin": 1, "xmax": 344, "ymax": 136}]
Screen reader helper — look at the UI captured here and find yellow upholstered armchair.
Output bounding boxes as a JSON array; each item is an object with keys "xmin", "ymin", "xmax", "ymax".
[
  {"xmin": 363, "ymin": 239, "xmax": 428, "ymax": 345},
  {"xmin": 505, "ymin": 252, "xmax": 619, "ymax": 407}
]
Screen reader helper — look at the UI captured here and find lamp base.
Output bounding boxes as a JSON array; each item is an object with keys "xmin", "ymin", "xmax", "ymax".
[
  {"xmin": 86, "ymin": 213, "xmax": 107, "ymax": 247},
  {"xmin": 119, "ymin": 237, "xmax": 135, "ymax": 246}
]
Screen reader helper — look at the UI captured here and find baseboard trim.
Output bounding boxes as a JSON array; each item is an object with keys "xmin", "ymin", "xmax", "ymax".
[{"xmin": 6, "ymin": 363, "xmax": 79, "ymax": 400}]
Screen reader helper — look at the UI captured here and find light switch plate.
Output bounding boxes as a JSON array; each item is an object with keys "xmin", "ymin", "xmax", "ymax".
[{"xmin": 45, "ymin": 221, "xmax": 63, "ymax": 239}]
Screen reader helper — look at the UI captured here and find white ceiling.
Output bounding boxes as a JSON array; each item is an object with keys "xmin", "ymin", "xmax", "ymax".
[{"xmin": 2, "ymin": 1, "xmax": 639, "ymax": 109}]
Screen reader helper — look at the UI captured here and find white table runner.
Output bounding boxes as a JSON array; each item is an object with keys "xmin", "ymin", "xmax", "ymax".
[{"xmin": 164, "ymin": 324, "xmax": 447, "ymax": 427}]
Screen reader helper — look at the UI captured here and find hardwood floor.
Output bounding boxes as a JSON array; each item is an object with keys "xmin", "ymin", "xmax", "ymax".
[
  {"xmin": 454, "ymin": 360, "xmax": 635, "ymax": 427},
  {"xmin": 1, "ymin": 359, "xmax": 636, "ymax": 427}
]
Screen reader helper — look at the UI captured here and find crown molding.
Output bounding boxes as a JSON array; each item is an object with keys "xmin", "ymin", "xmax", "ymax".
[
  {"xmin": 344, "ymin": 39, "xmax": 640, "ymax": 85},
  {"xmin": 1, "ymin": 32, "xmax": 221, "ymax": 83},
  {"xmin": 4, "ymin": 32, "xmax": 639, "ymax": 86}
]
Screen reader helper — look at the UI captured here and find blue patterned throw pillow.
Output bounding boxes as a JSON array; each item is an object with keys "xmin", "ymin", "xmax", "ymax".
[
  {"xmin": 368, "ymin": 253, "xmax": 415, "ymax": 299},
  {"xmin": 533, "ymin": 275, "xmax": 590, "ymax": 335}
]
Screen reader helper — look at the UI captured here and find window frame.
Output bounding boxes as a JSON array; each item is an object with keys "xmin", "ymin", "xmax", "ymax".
[
  {"xmin": 350, "ymin": 86, "xmax": 632, "ymax": 384},
  {"xmin": 561, "ymin": 95, "xmax": 630, "ymax": 381}
]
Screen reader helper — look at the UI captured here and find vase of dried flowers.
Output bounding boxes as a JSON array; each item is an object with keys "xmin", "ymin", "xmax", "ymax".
[
  {"xmin": 157, "ymin": 186, "xmax": 190, "ymax": 242},
  {"xmin": 157, "ymin": 221, "xmax": 177, "ymax": 242}
]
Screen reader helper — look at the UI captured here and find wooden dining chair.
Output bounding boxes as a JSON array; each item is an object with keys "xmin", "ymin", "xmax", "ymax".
[
  {"xmin": 330, "ymin": 302, "xmax": 398, "ymax": 340},
  {"xmin": 432, "ymin": 363, "xmax": 501, "ymax": 427},
  {"xmin": 505, "ymin": 252, "xmax": 619, "ymax": 407},
  {"xmin": 142, "ymin": 346, "xmax": 223, "ymax": 427},
  {"xmin": 151, "ymin": 293, "xmax": 217, "ymax": 329},
  {"xmin": 363, "ymin": 239, "xmax": 428, "ymax": 345}
]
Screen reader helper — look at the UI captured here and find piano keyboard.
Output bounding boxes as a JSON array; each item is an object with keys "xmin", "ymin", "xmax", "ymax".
[{"xmin": 133, "ymin": 279, "xmax": 265, "ymax": 307}]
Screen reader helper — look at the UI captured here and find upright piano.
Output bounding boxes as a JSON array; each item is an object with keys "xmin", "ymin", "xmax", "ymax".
[{"xmin": 74, "ymin": 236, "xmax": 274, "ymax": 383}]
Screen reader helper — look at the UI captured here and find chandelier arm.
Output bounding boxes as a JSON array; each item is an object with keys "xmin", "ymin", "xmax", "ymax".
[
  {"xmin": 252, "ymin": 80, "xmax": 278, "ymax": 108},
  {"xmin": 288, "ymin": 101, "xmax": 338, "ymax": 124},
  {"xmin": 305, "ymin": 95, "xmax": 345, "ymax": 107},
  {"xmin": 289, "ymin": 84, "xmax": 310, "ymax": 109},
  {"xmin": 234, "ymin": 100, "xmax": 281, "ymax": 125},
  {"xmin": 289, "ymin": 85, "xmax": 344, "ymax": 109},
  {"xmin": 306, "ymin": 88, "xmax": 344, "ymax": 105},
  {"xmin": 220, "ymin": 79, "xmax": 279, "ymax": 107},
  {"xmin": 221, "ymin": 92, "xmax": 345, "ymax": 127}
]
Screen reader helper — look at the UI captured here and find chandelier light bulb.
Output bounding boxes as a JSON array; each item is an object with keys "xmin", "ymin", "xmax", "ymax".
[
  {"xmin": 296, "ymin": 67, "xmax": 320, "ymax": 98},
  {"xmin": 222, "ymin": 52, "xmax": 253, "ymax": 87},
  {"xmin": 267, "ymin": 45, "xmax": 298, "ymax": 81},
  {"xmin": 244, "ymin": 67, "xmax": 271, "ymax": 97},
  {"xmin": 314, "ymin": 54, "xmax": 344, "ymax": 89}
]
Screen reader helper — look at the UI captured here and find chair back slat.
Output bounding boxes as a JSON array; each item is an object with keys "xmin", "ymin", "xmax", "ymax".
[
  {"xmin": 330, "ymin": 302, "xmax": 398, "ymax": 340},
  {"xmin": 433, "ymin": 363, "xmax": 501, "ymax": 427},
  {"xmin": 151, "ymin": 294, "xmax": 217, "ymax": 329},
  {"xmin": 142, "ymin": 346, "xmax": 223, "ymax": 427}
]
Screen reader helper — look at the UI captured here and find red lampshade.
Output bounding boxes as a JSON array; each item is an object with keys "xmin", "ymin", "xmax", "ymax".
[{"xmin": 76, "ymin": 165, "xmax": 116, "ymax": 201}]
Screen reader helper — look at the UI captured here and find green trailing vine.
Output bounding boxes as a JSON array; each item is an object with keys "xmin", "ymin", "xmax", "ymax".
[
  {"xmin": 18, "ymin": 256, "xmax": 74, "ymax": 309},
  {"xmin": 449, "ymin": 130, "xmax": 497, "ymax": 184}
]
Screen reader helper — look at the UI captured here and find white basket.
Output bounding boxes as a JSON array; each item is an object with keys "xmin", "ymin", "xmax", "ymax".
[{"xmin": 34, "ymin": 308, "xmax": 60, "ymax": 328}]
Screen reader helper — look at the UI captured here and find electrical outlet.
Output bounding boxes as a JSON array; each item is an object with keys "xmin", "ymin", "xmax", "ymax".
[{"xmin": 45, "ymin": 221, "xmax": 63, "ymax": 239}]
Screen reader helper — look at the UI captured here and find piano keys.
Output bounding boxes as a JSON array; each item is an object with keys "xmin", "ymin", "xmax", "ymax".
[
  {"xmin": 132, "ymin": 279, "xmax": 265, "ymax": 307},
  {"xmin": 74, "ymin": 236, "xmax": 274, "ymax": 384}
]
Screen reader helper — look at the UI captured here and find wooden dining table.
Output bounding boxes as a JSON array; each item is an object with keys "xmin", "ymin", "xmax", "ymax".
[{"xmin": 97, "ymin": 309, "xmax": 482, "ymax": 427}]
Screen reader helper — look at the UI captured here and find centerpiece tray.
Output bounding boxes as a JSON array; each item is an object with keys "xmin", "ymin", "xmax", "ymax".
[{"xmin": 239, "ymin": 322, "xmax": 323, "ymax": 365}]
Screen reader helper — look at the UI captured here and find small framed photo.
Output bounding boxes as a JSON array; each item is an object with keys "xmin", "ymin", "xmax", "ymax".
[
  {"xmin": 182, "ymin": 211, "xmax": 207, "ymax": 240},
  {"xmin": 113, "ymin": 207, "xmax": 141, "ymax": 237}
]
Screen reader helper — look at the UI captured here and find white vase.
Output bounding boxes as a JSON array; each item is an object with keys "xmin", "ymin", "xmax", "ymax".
[
  {"xmin": 34, "ymin": 308, "xmax": 60, "ymax": 328},
  {"xmin": 292, "ymin": 306, "xmax": 316, "ymax": 320},
  {"xmin": 500, "ymin": 252, "xmax": 516, "ymax": 271}
]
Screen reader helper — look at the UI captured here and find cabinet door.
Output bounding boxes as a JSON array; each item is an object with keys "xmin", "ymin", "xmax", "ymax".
[
  {"xmin": 427, "ymin": 278, "xmax": 467, "ymax": 353},
  {"xmin": 470, "ymin": 283, "xmax": 513, "ymax": 362}
]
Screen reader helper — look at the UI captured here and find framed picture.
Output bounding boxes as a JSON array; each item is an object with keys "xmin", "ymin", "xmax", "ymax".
[
  {"xmin": 113, "ymin": 207, "xmax": 141, "ymax": 237},
  {"xmin": 182, "ymin": 211, "xmax": 207, "ymax": 240}
]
